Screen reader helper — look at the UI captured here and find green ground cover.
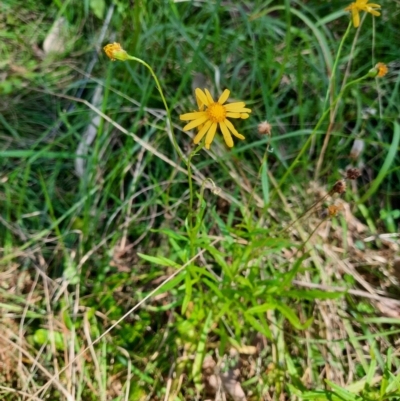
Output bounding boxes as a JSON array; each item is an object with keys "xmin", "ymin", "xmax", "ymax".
[{"xmin": 1, "ymin": 0, "xmax": 400, "ymax": 400}]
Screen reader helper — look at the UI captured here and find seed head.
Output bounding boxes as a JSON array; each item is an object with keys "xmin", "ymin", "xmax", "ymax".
[
  {"xmin": 331, "ymin": 180, "xmax": 346, "ymax": 195},
  {"xmin": 258, "ymin": 121, "xmax": 272, "ymax": 136},
  {"xmin": 346, "ymin": 168, "xmax": 361, "ymax": 180}
]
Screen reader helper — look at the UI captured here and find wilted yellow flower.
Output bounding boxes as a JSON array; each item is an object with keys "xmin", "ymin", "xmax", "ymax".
[
  {"xmin": 180, "ymin": 88, "xmax": 251, "ymax": 149},
  {"xmin": 327, "ymin": 204, "xmax": 344, "ymax": 217},
  {"xmin": 376, "ymin": 62, "xmax": 388, "ymax": 77},
  {"xmin": 368, "ymin": 62, "xmax": 388, "ymax": 78},
  {"xmin": 345, "ymin": 0, "xmax": 381, "ymax": 28},
  {"xmin": 103, "ymin": 42, "xmax": 129, "ymax": 61}
]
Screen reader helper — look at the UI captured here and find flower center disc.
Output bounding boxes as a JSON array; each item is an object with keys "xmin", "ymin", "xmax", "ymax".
[{"xmin": 207, "ymin": 103, "xmax": 226, "ymax": 123}]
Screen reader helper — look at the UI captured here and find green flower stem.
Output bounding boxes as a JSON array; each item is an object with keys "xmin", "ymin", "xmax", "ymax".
[
  {"xmin": 186, "ymin": 144, "xmax": 205, "ymax": 257},
  {"xmin": 322, "ymin": 21, "xmax": 352, "ymax": 111},
  {"xmin": 188, "ymin": 144, "xmax": 204, "ymax": 221},
  {"xmin": 126, "ymin": 55, "xmax": 186, "ymax": 164},
  {"xmin": 277, "ymin": 73, "xmax": 370, "ymax": 189}
]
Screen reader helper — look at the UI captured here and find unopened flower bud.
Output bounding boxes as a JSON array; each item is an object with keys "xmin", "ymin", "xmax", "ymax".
[{"xmin": 103, "ymin": 42, "xmax": 129, "ymax": 61}]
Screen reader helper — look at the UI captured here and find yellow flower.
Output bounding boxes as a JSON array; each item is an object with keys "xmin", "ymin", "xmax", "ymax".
[
  {"xmin": 376, "ymin": 62, "xmax": 388, "ymax": 77},
  {"xmin": 103, "ymin": 42, "xmax": 129, "ymax": 61},
  {"xmin": 368, "ymin": 62, "xmax": 388, "ymax": 78},
  {"xmin": 180, "ymin": 88, "xmax": 251, "ymax": 149},
  {"xmin": 327, "ymin": 204, "xmax": 344, "ymax": 217},
  {"xmin": 344, "ymin": 0, "xmax": 381, "ymax": 28}
]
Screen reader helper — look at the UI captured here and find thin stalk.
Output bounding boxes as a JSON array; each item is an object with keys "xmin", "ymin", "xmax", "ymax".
[
  {"xmin": 126, "ymin": 55, "xmax": 186, "ymax": 164},
  {"xmin": 276, "ymin": 73, "xmax": 370, "ymax": 190},
  {"xmin": 322, "ymin": 22, "xmax": 352, "ymax": 111}
]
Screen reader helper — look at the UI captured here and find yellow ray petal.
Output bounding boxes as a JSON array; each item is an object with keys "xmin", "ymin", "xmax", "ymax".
[
  {"xmin": 218, "ymin": 89, "xmax": 230, "ymax": 105},
  {"xmin": 224, "ymin": 102, "xmax": 246, "ymax": 111},
  {"xmin": 225, "ymin": 119, "xmax": 245, "ymax": 140},
  {"xmin": 226, "ymin": 112, "xmax": 241, "ymax": 119},
  {"xmin": 219, "ymin": 121, "xmax": 233, "ymax": 148},
  {"xmin": 368, "ymin": 10, "xmax": 380, "ymax": 16},
  {"xmin": 240, "ymin": 113, "xmax": 250, "ymax": 119},
  {"xmin": 180, "ymin": 111, "xmax": 207, "ymax": 121},
  {"xmin": 352, "ymin": 8, "xmax": 360, "ymax": 27},
  {"xmin": 193, "ymin": 120, "xmax": 212, "ymax": 145},
  {"xmin": 195, "ymin": 88, "xmax": 210, "ymax": 106},
  {"xmin": 204, "ymin": 88, "xmax": 215, "ymax": 105},
  {"xmin": 183, "ymin": 115, "xmax": 209, "ymax": 131},
  {"xmin": 205, "ymin": 122, "xmax": 217, "ymax": 149},
  {"xmin": 196, "ymin": 94, "xmax": 204, "ymax": 110}
]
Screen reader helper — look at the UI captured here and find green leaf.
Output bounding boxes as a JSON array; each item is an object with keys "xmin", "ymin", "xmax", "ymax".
[
  {"xmin": 261, "ymin": 159, "xmax": 269, "ymax": 205},
  {"xmin": 182, "ymin": 272, "xmax": 193, "ymax": 314},
  {"xmin": 244, "ymin": 313, "xmax": 272, "ymax": 338},
  {"xmin": 89, "ymin": 0, "xmax": 105, "ymax": 19},
  {"xmin": 192, "ymin": 311, "xmax": 213, "ymax": 391},
  {"xmin": 203, "ymin": 278, "xmax": 224, "ymax": 299},
  {"xmin": 284, "ymin": 289, "xmax": 343, "ymax": 300},
  {"xmin": 201, "ymin": 245, "xmax": 233, "ymax": 279},
  {"xmin": 358, "ymin": 122, "xmax": 400, "ymax": 204},
  {"xmin": 325, "ymin": 381, "xmax": 359, "ymax": 401},
  {"xmin": 152, "ymin": 228, "xmax": 188, "ymax": 241},
  {"xmin": 246, "ymin": 303, "xmax": 276, "ymax": 315},
  {"xmin": 137, "ymin": 253, "xmax": 181, "ymax": 268},
  {"xmin": 275, "ymin": 302, "xmax": 304, "ymax": 329},
  {"xmin": 152, "ymin": 271, "xmax": 186, "ymax": 297},
  {"xmin": 280, "ymin": 255, "xmax": 307, "ymax": 288},
  {"xmin": 33, "ymin": 329, "xmax": 65, "ymax": 351}
]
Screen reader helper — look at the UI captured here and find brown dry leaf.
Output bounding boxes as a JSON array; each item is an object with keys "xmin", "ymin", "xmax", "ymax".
[
  {"xmin": 376, "ymin": 298, "xmax": 400, "ymax": 318},
  {"xmin": 0, "ymin": 319, "xmax": 20, "ymax": 385},
  {"xmin": 233, "ymin": 344, "xmax": 257, "ymax": 355},
  {"xmin": 392, "ymin": 258, "xmax": 400, "ymax": 282},
  {"xmin": 220, "ymin": 367, "xmax": 247, "ymax": 401},
  {"xmin": 43, "ymin": 17, "xmax": 69, "ymax": 54},
  {"xmin": 202, "ymin": 355, "xmax": 220, "ymax": 396}
]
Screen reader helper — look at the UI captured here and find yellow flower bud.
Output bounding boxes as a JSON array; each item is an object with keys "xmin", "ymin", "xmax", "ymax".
[
  {"xmin": 368, "ymin": 62, "xmax": 388, "ymax": 78},
  {"xmin": 103, "ymin": 42, "xmax": 129, "ymax": 61}
]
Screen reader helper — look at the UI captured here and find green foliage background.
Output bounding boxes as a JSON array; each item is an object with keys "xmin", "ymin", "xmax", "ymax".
[{"xmin": 1, "ymin": 0, "xmax": 400, "ymax": 400}]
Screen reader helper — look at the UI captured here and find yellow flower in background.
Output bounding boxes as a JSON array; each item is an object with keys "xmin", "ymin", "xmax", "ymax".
[
  {"xmin": 376, "ymin": 62, "xmax": 388, "ymax": 77},
  {"xmin": 368, "ymin": 62, "xmax": 388, "ymax": 78},
  {"xmin": 103, "ymin": 42, "xmax": 129, "ymax": 61},
  {"xmin": 345, "ymin": 0, "xmax": 381, "ymax": 28},
  {"xmin": 180, "ymin": 88, "xmax": 251, "ymax": 149}
]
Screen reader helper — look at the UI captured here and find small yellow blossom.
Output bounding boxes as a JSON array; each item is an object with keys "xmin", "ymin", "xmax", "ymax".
[
  {"xmin": 180, "ymin": 88, "xmax": 251, "ymax": 149},
  {"xmin": 345, "ymin": 0, "xmax": 381, "ymax": 28},
  {"xmin": 368, "ymin": 62, "xmax": 388, "ymax": 78},
  {"xmin": 103, "ymin": 42, "xmax": 129, "ymax": 61},
  {"xmin": 327, "ymin": 204, "xmax": 344, "ymax": 217},
  {"xmin": 376, "ymin": 62, "xmax": 388, "ymax": 77}
]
